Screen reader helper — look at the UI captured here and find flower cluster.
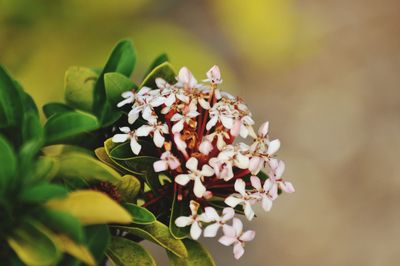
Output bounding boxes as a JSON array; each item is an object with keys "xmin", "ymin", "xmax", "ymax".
[{"xmin": 113, "ymin": 65, "xmax": 294, "ymax": 259}]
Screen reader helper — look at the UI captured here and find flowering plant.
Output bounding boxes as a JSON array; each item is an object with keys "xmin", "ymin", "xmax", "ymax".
[{"xmin": 0, "ymin": 40, "xmax": 294, "ymax": 265}]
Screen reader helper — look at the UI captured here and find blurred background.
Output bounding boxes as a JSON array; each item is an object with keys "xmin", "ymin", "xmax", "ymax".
[{"xmin": 1, "ymin": 0, "xmax": 399, "ymax": 265}]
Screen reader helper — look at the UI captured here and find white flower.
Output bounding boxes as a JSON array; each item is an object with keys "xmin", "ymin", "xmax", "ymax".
[
  {"xmin": 112, "ymin": 127, "xmax": 141, "ymax": 155},
  {"xmin": 218, "ymin": 218, "xmax": 255, "ymax": 260},
  {"xmin": 250, "ymin": 121, "xmax": 281, "ymax": 155},
  {"xmin": 156, "ymin": 77, "xmax": 189, "ymax": 106},
  {"xmin": 210, "ymin": 145, "xmax": 249, "ymax": 181},
  {"xmin": 117, "ymin": 91, "xmax": 135, "ymax": 107},
  {"xmin": 153, "ymin": 150, "xmax": 181, "ymax": 172},
  {"xmin": 127, "ymin": 87, "xmax": 164, "ymax": 124},
  {"xmin": 176, "ymin": 67, "xmax": 198, "ymax": 89},
  {"xmin": 204, "ymin": 65, "xmax": 222, "ymax": 85},
  {"xmin": 175, "ymin": 200, "xmax": 210, "ymax": 240},
  {"xmin": 266, "ymin": 159, "xmax": 295, "ymax": 196},
  {"xmin": 204, "ymin": 128, "xmax": 230, "ymax": 151},
  {"xmin": 173, "ymin": 133, "xmax": 188, "ymax": 159},
  {"xmin": 170, "ymin": 105, "xmax": 199, "ymax": 133},
  {"xmin": 136, "ymin": 122, "xmax": 168, "ymax": 148},
  {"xmin": 203, "ymin": 207, "xmax": 235, "ymax": 238},
  {"xmin": 231, "ymin": 115, "xmax": 255, "ymax": 138},
  {"xmin": 206, "ymin": 105, "xmax": 234, "ymax": 130},
  {"xmin": 250, "ymin": 175, "xmax": 274, "ymax": 212},
  {"xmin": 175, "ymin": 157, "xmax": 214, "ymax": 198},
  {"xmin": 224, "ymin": 179, "xmax": 257, "ymax": 220}
]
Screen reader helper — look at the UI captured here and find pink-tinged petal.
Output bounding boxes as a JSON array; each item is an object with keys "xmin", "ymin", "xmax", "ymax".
[
  {"xmin": 142, "ymin": 106, "xmax": 153, "ymax": 121},
  {"xmin": 224, "ymin": 196, "xmax": 243, "ymax": 208},
  {"xmin": 230, "ymin": 119, "xmax": 241, "ymax": 137},
  {"xmin": 234, "ymin": 152, "xmax": 249, "ymax": 169},
  {"xmin": 243, "ymin": 202, "xmax": 255, "ymax": 221},
  {"xmin": 175, "ymin": 174, "xmax": 191, "ymax": 186},
  {"xmin": 249, "ymin": 156, "xmax": 264, "ymax": 175},
  {"xmin": 136, "ymin": 125, "xmax": 153, "ymax": 137},
  {"xmin": 168, "ymin": 157, "xmax": 181, "ymax": 170},
  {"xmin": 178, "ymin": 67, "xmax": 197, "ymax": 88},
  {"xmin": 206, "ymin": 116, "xmax": 218, "ymax": 130},
  {"xmin": 176, "ymin": 93, "xmax": 189, "ymax": 103},
  {"xmin": 232, "ymin": 218, "xmax": 243, "ymax": 236},
  {"xmin": 199, "ymin": 98, "xmax": 211, "ymax": 110},
  {"xmin": 117, "ymin": 97, "xmax": 132, "ymax": 108},
  {"xmin": 150, "ymin": 97, "xmax": 164, "ymax": 107},
  {"xmin": 204, "ymin": 207, "xmax": 220, "ymax": 221},
  {"xmin": 172, "ymin": 120, "xmax": 184, "ymax": 133},
  {"xmin": 281, "ymin": 181, "xmax": 295, "ymax": 193},
  {"xmin": 222, "ymin": 224, "xmax": 237, "ymax": 238},
  {"xmin": 203, "ymin": 191, "xmax": 213, "ymax": 200},
  {"xmin": 153, "ymin": 160, "xmax": 168, "ymax": 172},
  {"xmin": 262, "ymin": 196, "xmax": 273, "ymax": 212},
  {"xmin": 186, "ymin": 157, "xmax": 198, "ymax": 172},
  {"xmin": 263, "ymin": 179, "xmax": 273, "ymax": 191},
  {"xmin": 216, "ymin": 135, "xmax": 226, "ymax": 150},
  {"xmin": 218, "ymin": 236, "xmax": 237, "ymax": 246},
  {"xmin": 206, "ymin": 65, "xmax": 222, "ymax": 83},
  {"xmin": 130, "ymin": 139, "xmax": 142, "ymax": 155},
  {"xmin": 275, "ymin": 160, "xmax": 285, "ymax": 178},
  {"xmin": 119, "ymin": 127, "xmax": 131, "ymax": 133},
  {"xmin": 201, "ymin": 164, "xmax": 214, "ymax": 177},
  {"xmin": 239, "ymin": 123, "xmax": 249, "ymax": 138},
  {"xmin": 234, "ymin": 179, "xmax": 246, "ymax": 196},
  {"xmin": 153, "ymin": 130, "xmax": 165, "ymax": 148},
  {"xmin": 268, "ymin": 158, "xmax": 279, "ymax": 171},
  {"xmin": 250, "ymin": 176, "xmax": 262, "ymax": 190},
  {"xmin": 221, "ymin": 116, "xmax": 233, "ymax": 129},
  {"xmin": 221, "ymin": 208, "xmax": 235, "ymax": 222},
  {"xmin": 233, "ymin": 242, "xmax": 245, "ymax": 260},
  {"xmin": 165, "ymin": 93, "xmax": 176, "ymax": 106},
  {"xmin": 174, "ymin": 133, "xmax": 188, "ymax": 157},
  {"xmin": 193, "ymin": 177, "xmax": 206, "ymax": 198},
  {"xmin": 170, "ymin": 113, "xmax": 183, "ymax": 122},
  {"xmin": 240, "ymin": 230, "xmax": 256, "ymax": 242},
  {"xmin": 267, "ymin": 139, "xmax": 281, "ymax": 155},
  {"xmin": 121, "ymin": 91, "xmax": 134, "ymax": 99},
  {"xmin": 175, "ymin": 216, "xmax": 193, "ymax": 227},
  {"xmin": 269, "ymin": 183, "xmax": 279, "ymax": 200},
  {"xmin": 187, "ymin": 110, "xmax": 200, "ymax": 118},
  {"xmin": 128, "ymin": 109, "xmax": 139, "ymax": 124},
  {"xmin": 160, "ymin": 124, "xmax": 169, "ymax": 134},
  {"xmin": 190, "ymin": 221, "xmax": 202, "ymax": 240},
  {"xmin": 138, "ymin": 87, "xmax": 151, "ymax": 95},
  {"xmin": 199, "ymin": 140, "xmax": 213, "ymax": 155},
  {"xmin": 112, "ymin": 134, "xmax": 128, "ymax": 143},
  {"xmin": 204, "ymin": 223, "xmax": 221, "ymax": 238},
  {"xmin": 258, "ymin": 121, "xmax": 269, "ymax": 137},
  {"xmin": 222, "ymin": 165, "xmax": 234, "ymax": 181},
  {"xmin": 155, "ymin": 77, "xmax": 168, "ymax": 89}
]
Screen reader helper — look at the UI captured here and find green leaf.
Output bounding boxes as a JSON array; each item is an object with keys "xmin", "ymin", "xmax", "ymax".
[
  {"xmin": 106, "ymin": 237, "xmax": 156, "ymax": 266},
  {"xmin": 170, "ymin": 191, "xmax": 190, "ymax": 239},
  {"xmin": 55, "ymin": 235, "xmax": 96, "ymax": 266},
  {"xmin": 104, "ymin": 72, "xmax": 136, "ymax": 106},
  {"xmin": 84, "ymin": 225, "xmax": 110, "ymax": 264},
  {"xmin": 42, "ymin": 103, "xmax": 74, "ymax": 119},
  {"xmin": 123, "ymin": 203, "xmax": 156, "ymax": 224},
  {"xmin": 36, "ymin": 208, "xmax": 84, "ymax": 243},
  {"xmin": 8, "ymin": 221, "xmax": 61, "ymax": 266},
  {"xmin": 113, "ymin": 221, "xmax": 188, "ymax": 258},
  {"xmin": 19, "ymin": 183, "xmax": 68, "ymax": 203},
  {"xmin": 64, "ymin": 66, "xmax": 98, "ymax": 112},
  {"xmin": 57, "ymin": 152, "xmax": 122, "ymax": 184},
  {"xmin": 95, "ymin": 147, "xmax": 123, "ymax": 172},
  {"xmin": 257, "ymin": 170, "xmax": 269, "ymax": 181},
  {"xmin": 32, "ymin": 156, "xmax": 59, "ymax": 181},
  {"xmin": 115, "ymin": 175, "xmax": 141, "ymax": 202},
  {"xmin": 0, "ymin": 135, "xmax": 16, "ymax": 192},
  {"xmin": 44, "ymin": 111, "xmax": 99, "ymax": 145},
  {"xmin": 93, "ymin": 40, "xmax": 136, "ymax": 124},
  {"xmin": 145, "ymin": 53, "xmax": 169, "ymax": 76},
  {"xmin": 167, "ymin": 239, "xmax": 216, "ymax": 266},
  {"xmin": 140, "ymin": 62, "xmax": 176, "ymax": 89},
  {"xmin": 0, "ymin": 66, "xmax": 23, "ymax": 128}
]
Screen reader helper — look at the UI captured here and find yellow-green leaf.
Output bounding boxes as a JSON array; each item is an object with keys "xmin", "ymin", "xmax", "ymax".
[
  {"xmin": 55, "ymin": 234, "xmax": 96, "ymax": 266},
  {"xmin": 46, "ymin": 190, "xmax": 131, "ymax": 225},
  {"xmin": 106, "ymin": 237, "xmax": 156, "ymax": 266},
  {"xmin": 112, "ymin": 221, "xmax": 188, "ymax": 258},
  {"xmin": 167, "ymin": 239, "xmax": 216, "ymax": 266},
  {"xmin": 8, "ymin": 221, "xmax": 60, "ymax": 266}
]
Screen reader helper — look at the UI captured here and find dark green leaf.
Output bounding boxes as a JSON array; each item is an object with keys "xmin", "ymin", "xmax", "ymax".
[
  {"xmin": 19, "ymin": 183, "xmax": 68, "ymax": 203},
  {"xmin": 115, "ymin": 175, "xmax": 141, "ymax": 202},
  {"xmin": 113, "ymin": 221, "xmax": 188, "ymax": 258},
  {"xmin": 0, "ymin": 66, "xmax": 23, "ymax": 128},
  {"xmin": 145, "ymin": 53, "xmax": 169, "ymax": 77},
  {"xmin": 167, "ymin": 239, "xmax": 216, "ymax": 266},
  {"xmin": 44, "ymin": 111, "xmax": 99, "ymax": 145},
  {"xmin": 37, "ymin": 208, "xmax": 84, "ymax": 243},
  {"xmin": 106, "ymin": 237, "xmax": 156, "ymax": 266},
  {"xmin": 0, "ymin": 135, "xmax": 16, "ymax": 192},
  {"xmin": 84, "ymin": 225, "xmax": 110, "ymax": 264},
  {"xmin": 123, "ymin": 203, "xmax": 156, "ymax": 224},
  {"xmin": 170, "ymin": 191, "xmax": 190, "ymax": 239},
  {"xmin": 140, "ymin": 62, "xmax": 176, "ymax": 89},
  {"xmin": 104, "ymin": 72, "xmax": 136, "ymax": 107},
  {"xmin": 42, "ymin": 103, "xmax": 74, "ymax": 119}
]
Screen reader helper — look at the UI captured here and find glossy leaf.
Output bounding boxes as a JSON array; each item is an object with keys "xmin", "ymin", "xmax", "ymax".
[
  {"xmin": 8, "ymin": 221, "xmax": 60, "ymax": 266},
  {"xmin": 167, "ymin": 239, "xmax": 216, "ymax": 266},
  {"xmin": 140, "ymin": 62, "xmax": 176, "ymax": 89},
  {"xmin": 57, "ymin": 152, "xmax": 122, "ymax": 184},
  {"xmin": 84, "ymin": 225, "xmax": 110, "ymax": 264},
  {"xmin": 44, "ymin": 111, "xmax": 99, "ymax": 145},
  {"xmin": 145, "ymin": 53, "xmax": 169, "ymax": 77},
  {"xmin": 42, "ymin": 103, "xmax": 74, "ymax": 119},
  {"xmin": 104, "ymin": 72, "xmax": 136, "ymax": 106},
  {"xmin": 0, "ymin": 135, "xmax": 16, "ymax": 192},
  {"xmin": 0, "ymin": 66, "xmax": 23, "ymax": 128},
  {"xmin": 113, "ymin": 221, "xmax": 188, "ymax": 258},
  {"xmin": 116, "ymin": 175, "xmax": 141, "ymax": 202},
  {"xmin": 106, "ymin": 237, "xmax": 156, "ymax": 266},
  {"xmin": 123, "ymin": 203, "xmax": 156, "ymax": 224},
  {"xmin": 46, "ymin": 190, "xmax": 132, "ymax": 225},
  {"xmin": 170, "ymin": 191, "xmax": 190, "ymax": 239},
  {"xmin": 64, "ymin": 66, "xmax": 98, "ymax": 112},
  {"xmin": 19, "ymin": 183, "xmax": 68, "ymax": 203}
]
